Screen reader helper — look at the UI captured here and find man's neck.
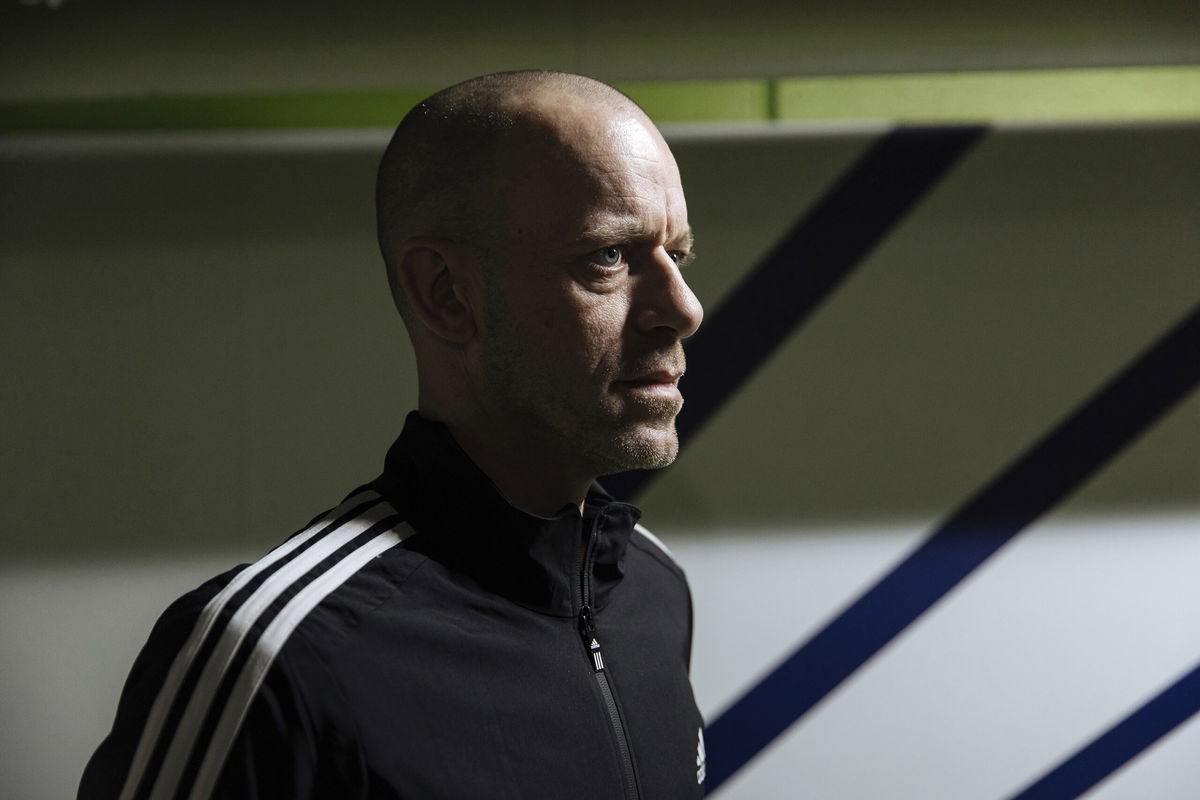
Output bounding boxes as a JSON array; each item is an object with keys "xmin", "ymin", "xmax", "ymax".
[{"xmin": 429, "ymin": 414, "xmax": 592, "ymax": 518}]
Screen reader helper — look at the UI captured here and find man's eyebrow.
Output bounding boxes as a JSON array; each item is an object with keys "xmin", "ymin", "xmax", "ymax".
[
  {"xmin": 574, "ymin": 217, "xmax": 648, "ymax": 245},
  {"xmin": 673, "ymin": 227, "xmax": 695, "ymax": 253},
  {"xmin": 575, "ymin": 218, "xmax": 695, "ymax": 251}
]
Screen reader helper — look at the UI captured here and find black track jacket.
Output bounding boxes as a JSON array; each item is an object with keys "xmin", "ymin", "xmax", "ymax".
[{"xmin": 80, "ymin": 413, "xmax": 706, "ymax": 799}]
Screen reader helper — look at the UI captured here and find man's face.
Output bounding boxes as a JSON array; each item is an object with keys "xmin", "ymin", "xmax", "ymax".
[{"xmin": 467, "ymin": 105, "xmax": 703, "ymax": 481}]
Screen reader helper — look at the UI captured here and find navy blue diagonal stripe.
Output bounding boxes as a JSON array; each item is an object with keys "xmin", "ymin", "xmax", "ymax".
[
  {"xmin": 603, "ymin": 125, "xmax": 987, "ymax": 500},
  {"xmin": 1007, "ymin": 659, "xmax": 1200, "ymax": 799},
  {"xmin": 704, "ymin": 302, "xmax": 1200, "ymax": 795}
]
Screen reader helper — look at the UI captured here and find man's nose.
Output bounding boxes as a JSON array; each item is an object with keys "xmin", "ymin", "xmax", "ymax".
[{"xmin": 634, "ymin": 248, "xmax": 704, "ymax": 339}]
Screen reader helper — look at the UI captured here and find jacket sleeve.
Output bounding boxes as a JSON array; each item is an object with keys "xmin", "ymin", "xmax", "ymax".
[
  {"xmin": 78, "ymin": 591, "xmax": 362, "ymax": 800},
  {"xmin": 208, "ymin": 632, "xmax": 364, "ymax": 800}
]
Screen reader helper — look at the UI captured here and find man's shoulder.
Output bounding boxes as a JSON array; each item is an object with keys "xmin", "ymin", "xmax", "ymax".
[
  {"xmin": 182, "ymin": 485, "xmax": 419, "ymax": 657},
  {"xmin": 627, "ymin": 521, "xmax": 689, "ymax": 585},
  {"xmin": 137, "ymin": 485, "xmax": 422, "ymax": 719},
  {"xmin": 80, "ymin": 487, "xmax": 417, "ymax": 800},
  {"xmin": 159, "ymin": 485, "xmax": 410, "ymax": 621}
]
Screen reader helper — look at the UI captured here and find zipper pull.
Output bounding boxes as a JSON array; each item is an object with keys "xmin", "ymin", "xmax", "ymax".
[{"xmin": 578, "ymin": 606, "xmax": 605, "ymax": 673}]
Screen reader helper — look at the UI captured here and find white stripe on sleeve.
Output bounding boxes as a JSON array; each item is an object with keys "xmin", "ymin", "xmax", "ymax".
[
  {"xmin": 116, "ymin": 489, "xmax": 381, "ymax": 800},
  {"xmin": 147, "ymin": 500, "xmax": 397, "ymax": 800},
  {"xmin": 187, "ymin": 524, "xmax": 409, "ymax": 800}
]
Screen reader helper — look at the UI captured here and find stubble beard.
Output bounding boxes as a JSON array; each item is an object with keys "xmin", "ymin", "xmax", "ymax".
[
  {"xmin": 591, "ymin": 395, "xmax": 682, "ymax": 475},
  {"xmin": 477, "ymin": 323, "xmax": 682, "ymax": 480},
  {"xmin": 486, "ymin": 354, "xmax": 683, "ymax": 479}
]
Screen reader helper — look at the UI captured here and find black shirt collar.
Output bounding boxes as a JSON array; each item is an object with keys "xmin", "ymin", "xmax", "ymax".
[{"xmin": 373, "ymin": 412, "xmax": 641, "ymax": 617}]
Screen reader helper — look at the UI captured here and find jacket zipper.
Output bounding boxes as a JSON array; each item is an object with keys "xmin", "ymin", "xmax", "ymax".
[{"xmin": 578, "ymin": 522, "xmax": 640, "ymax": 799}]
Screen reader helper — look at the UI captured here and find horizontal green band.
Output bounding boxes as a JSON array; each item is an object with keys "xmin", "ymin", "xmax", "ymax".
[
  {"xmin": 0, "ymin": 89, "xmax": 432, "ymax": 132},
  {"xmin": 622, "ymin": 80, "xmax": 771, "ymax": 123},
  {"xmin": 774, "ymin": 66, "xmax": 1200, "ymax": 123},
  {"xmin": 1, "ymin": 67, "xmax": 1196, "ymax": 131}
]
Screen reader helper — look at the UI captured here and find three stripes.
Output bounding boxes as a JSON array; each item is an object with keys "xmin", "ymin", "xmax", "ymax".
[
  {"xmin": 114, "ymin": 488, "xmax": 685, "ymax": 799},
  {"xmin": 116, "ymin": 488, "xmax": 406, "ymax": 800}
]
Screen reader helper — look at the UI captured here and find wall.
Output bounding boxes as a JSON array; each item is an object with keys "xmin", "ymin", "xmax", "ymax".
[
  {"xmin": 2, "ymin": 3, "xmax": 1198, "ymax": 796},
  {"xmin": 3, "ymin": 1, "xmax": 1199, "ymax": 101},
  {"xmin": 1, "ymin": 120, "xmax": 1197, "ymax": 798}
]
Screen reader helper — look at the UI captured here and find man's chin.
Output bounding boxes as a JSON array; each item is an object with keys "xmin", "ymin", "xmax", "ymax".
[{"xmin": 596, "ymin": 422, "xmax": 680, "ymax": 474}]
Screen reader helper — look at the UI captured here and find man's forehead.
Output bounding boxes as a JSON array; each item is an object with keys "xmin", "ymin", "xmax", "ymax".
[
  {"xmin": 498, "ymin": 93, "xmax": 669, "ymax": 175},
  {"xmin": 523, "ymin": 151, "xmax": 690, "ymax": 251},
  {"xmin": 483, "ymin": 94, "xmax": 688, "ymax": 245}
]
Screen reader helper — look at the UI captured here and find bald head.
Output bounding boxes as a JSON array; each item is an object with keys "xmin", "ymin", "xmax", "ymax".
[
  {"xmin": 375, "ymin": 71, "xmax": 649, "ymax": 320},
  {"xmin": 373, "ymin": 71, "xmax": 700, "ymax": 510}
]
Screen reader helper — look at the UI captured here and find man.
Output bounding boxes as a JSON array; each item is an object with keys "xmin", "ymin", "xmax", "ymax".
[{"xmin": 80, "ymin": 70, "xmax": 705, "ymax": 800}]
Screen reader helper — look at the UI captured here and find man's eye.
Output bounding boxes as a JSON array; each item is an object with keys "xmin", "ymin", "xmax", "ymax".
[
  {"xmin": 590, "ymin": 246, "xmax": 624, "ymax": 268},
  {"xmin": 667, "ymin": 250, "xmax": 686, "ymax": 265}
]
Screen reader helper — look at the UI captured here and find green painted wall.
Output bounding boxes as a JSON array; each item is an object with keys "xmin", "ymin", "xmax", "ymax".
[
  {"xmin": 4, "ymin": 67, "xmax": 1200, "ymax": 132},
  {"xmin": 3, "ymin": 1, "xmax": 1199, "ymax": 102},
  {"xmin": 2, "ymin": 124, "xmax": 1197, "ymax": 560}
]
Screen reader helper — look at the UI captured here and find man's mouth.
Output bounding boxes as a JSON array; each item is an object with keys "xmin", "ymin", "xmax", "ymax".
[
  {"xmin": 612, "ymin": 371, "xmax": 684, "ymax": 405},
  {"xmin": 617, "ymin": 370, "xmax": 682, "ymax": 387}
]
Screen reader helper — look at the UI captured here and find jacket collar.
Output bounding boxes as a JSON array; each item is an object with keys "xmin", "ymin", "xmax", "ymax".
[{"xmin": 373, "ymin": 412, "xmax": 641, "ymax": 617}]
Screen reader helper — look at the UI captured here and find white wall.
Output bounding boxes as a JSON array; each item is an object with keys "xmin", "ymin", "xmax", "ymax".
[
  {"xmin": 676, "ymin": 513, "xmax": 1200, "ymax": 799},
  {"xmin": 3, "ymin": 513, "xmax": 1199, "ymax": 799}
]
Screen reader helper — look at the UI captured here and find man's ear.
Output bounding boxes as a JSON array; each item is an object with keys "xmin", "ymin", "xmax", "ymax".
[{"xmin": 390, "ymin": 238, "xmax": 478, "ymax": 344}]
